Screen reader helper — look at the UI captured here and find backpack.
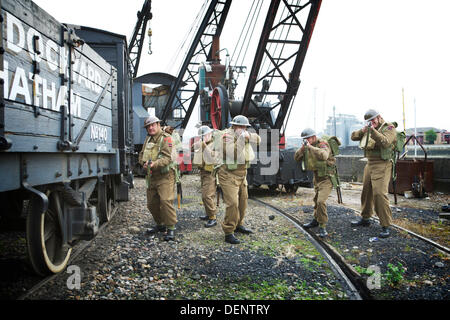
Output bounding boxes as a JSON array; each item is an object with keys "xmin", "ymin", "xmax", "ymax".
[
  {"xmin": 321, "ymin": 135, "xmax": 341, "ymax": 156},
  {"xmin": 321, "ymin": 135, "xmax": 342, "ymax": 200},
  {"xmin": 165, "ymin": 128, "xmax": 183, "ymax": 183},
  {"xmin": 391, "ymin": 122, "xmax": 406, "ymax": 154},
  {"xmin": 389, "ymin": 122, "xmax": 406, "ymax": 183}
]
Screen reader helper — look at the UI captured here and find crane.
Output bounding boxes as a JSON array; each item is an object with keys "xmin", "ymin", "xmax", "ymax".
[
  {"xmin": 160, "ymin": 0, "xmax": 322, "ymax": 191},
  {"xmin": 240, "ymin": 0, "xmax": 322, "ymax": 133},
  {"xmin": 128, "ymin": 0, "xmax": 153, "ymax": 79},
  {"xmin": 160, "ymin": 0, "xmax": 232, "ymax": 129}
]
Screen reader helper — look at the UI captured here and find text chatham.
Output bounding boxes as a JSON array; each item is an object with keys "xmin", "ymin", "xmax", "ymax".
[{"xmin": 0, "ymin": 12, "xmax": 106, "ymax": 118}]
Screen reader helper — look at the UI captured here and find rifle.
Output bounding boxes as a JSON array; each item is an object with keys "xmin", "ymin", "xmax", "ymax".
[
  {"xmin": 364, "ymin": 122, "xmax": 372, "ymax": 152},
  {"xmin": 145, "ymin": 159, "xmax": 152, "ymax": 189},
  {"xmin": 392, "ymin": 151, "xmax": 399, "ymax": 205},
  {"xmin": 177, "ymin": 182, "xmax": 182, "ymax": 209},
  {"xmin": 215, "ymin": 174, "xmax": 222, "ymax": 206},
  {"xmin": 301, "ymin": 140, "xmax": 308, "ymax": 171},
  {"xmin": 335, "ymin": 166, "xmax": 343, "ymax": 204}
]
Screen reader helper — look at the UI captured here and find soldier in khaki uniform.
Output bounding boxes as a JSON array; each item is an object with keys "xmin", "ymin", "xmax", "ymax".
[
  {"xmin": 217, "ymin": 115, "xmax": 260, "ymax": 244},
  {"xmin": 294, "ymin": 128, "xmax": 336, "ymax": 238},
  {"xmin": 192, "ymin": 125, "xmax": 218, "ymax": 228},
  {"xmin": 139, "ymin": 116, "xmax": 177, "ymax": 241},
  {"xmin": 350, "ymin": 109, "xmax": 396, "ymax": 238}
]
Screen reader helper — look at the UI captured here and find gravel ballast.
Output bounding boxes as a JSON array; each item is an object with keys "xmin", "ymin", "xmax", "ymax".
[
  {"xmin": 3, "ymin": 174, "xmax": 448, "ymax": 301},
  {"xmin": 257, "ymin": 188, "xmax": 449, "ymax": 300},
  {"xmin": 23, "ymin": 175, "xmax": 348, "ymax": 300}
]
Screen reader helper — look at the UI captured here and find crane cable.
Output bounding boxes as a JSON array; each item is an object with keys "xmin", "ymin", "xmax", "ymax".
[
  {"xmin": 230, "ymin": 0, "xmax": 257, "ymax": 63},
  {"xmin": 230, "ymin": 0, "xmax": 264, "ymax": 83},
  {"xmin": 260, "ymin": 0, "xmax": 302, "ymax": 131},
  {"xmin": 165, "ymin": 0, "xmax": 209, "ymax": 75},
  {"xmin": 279, "ymin": 0, "xmax": 305, "ymax": 135},
  {"xmin": 236, "ymin": 0, "xmax": 264, "ymax": 70},
  {"xmin": 257, "ymin": 1, "xmax": 288, "ymax": 82},
  {"xmin": 254, "ymin": 0, "xmax": 290, "ymax": 124},
  {"xmin": 260, "ymin": 0, "xmax": 299, "ymax": 102}
]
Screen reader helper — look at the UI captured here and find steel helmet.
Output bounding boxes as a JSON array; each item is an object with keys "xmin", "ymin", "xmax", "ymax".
[
  {"xmin": 198, "ymin": 125, "xmax": 213, "ymax": 136},
  {"xmin": 230, "ymin": 115, "xmax": 251, "ymax": 127},
  {"xmin": 144, "ymin": 115, "xmax": 161, "ymax": 127},
  {"xmin": 301, "ymin": 128, "xmax": 316, "ymax": 139},
  {"xmin": 364, "ymin": 109, "xmax": 379, "ymax": 121}
]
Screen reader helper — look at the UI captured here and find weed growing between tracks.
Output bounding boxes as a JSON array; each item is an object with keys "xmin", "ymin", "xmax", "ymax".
[
  {"xmin": 243, "ymin": 226, "xmax": 327, "ymax": 271},
  {"xmin": 251, "ymin": 191, "xmax": 449, "ymax": 300},
  {"xmin": 171, "ymin": 276, "xmax": 346, "ymax": 300}
]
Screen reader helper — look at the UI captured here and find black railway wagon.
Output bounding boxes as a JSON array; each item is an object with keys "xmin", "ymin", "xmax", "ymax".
[
  {"xmin": 67, "ymin": 24, "xmax": 135, "ymax": 183},
  {"xmin": 0, "ymin": 0, "xmax": 132, "ymax": 275},
  {"xmin": 68, "ymin": 25, "xmax": 140, "ymax": 179}
]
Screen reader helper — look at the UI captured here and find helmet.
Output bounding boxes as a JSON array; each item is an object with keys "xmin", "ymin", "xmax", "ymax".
[
  {"xmin": 364, "ymin": 109, "xmax": 379, "ymax": 121},
  {"xmin": 144, "ymin": 115, "xmax": 161, "ymax": 127},
  {"xmin": 301, "ymin": 128, "xmax": 316, "ymax": 139},
  {"xmin": 198, "ymin": 125, "xmax": 213, "ymax": 136},
  {"xmin": 230, "ymin": 115, "xmax": 251, "ymax": 127}
]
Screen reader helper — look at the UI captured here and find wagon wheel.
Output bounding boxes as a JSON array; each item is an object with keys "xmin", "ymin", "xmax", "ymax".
[
  {"xmin": 26, "ymin": 189, "xmax": 72, "ymax": 275},
  {"xmin": 210, "ymin": 85, "xmax": 229, "ymax": 130},
  {"xmin": 284, "ymin": 184, "xmax": 298, "ymax": 194},
  {"xmin": 98, "ymin": 177, "xmax": 115, "ymax": 223}
]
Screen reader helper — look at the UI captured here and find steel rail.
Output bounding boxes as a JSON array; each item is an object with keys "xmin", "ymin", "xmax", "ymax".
[
  {"xmin": 347, "ymin": 207, "xmax": 450, "ymax": 255},
  {"xmin": 250, "ymin": 197, "xmax": 372, "ymax": 300}
]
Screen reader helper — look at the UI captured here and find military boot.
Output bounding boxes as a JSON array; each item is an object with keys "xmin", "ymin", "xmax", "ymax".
[
  {"xmin": 303, "ymin": 219, "xmax": 319, "ymax": 229},
  {"xmin": 379, "ymin": 226, "xmax": 390, "ymax": 238},
  {"xmin": 164, "ymin": 229, "xmax": 175, "ymax": 241},
  {"xmin": 235, "ymin": 225, "xmax": 253, "ymax": 234},
  {"xmin": 199, "ymin": 215, "xmax": 209, "ymax": 221},
  {"xmin": 318, "ymin": 227, "xmax": 328, "ymax": 238},
  {"xmin": 350, "ymin": 218, "xmax": 371, "ymax": 227},
  {"xmin": 225, "ymin": 233, "xmax": 240, "ymax": 244},
  {"xmin": 205, "ymin": 219, "xmax": 217, "ymax": 228},
  {"xmin": 146, "ymin": 225, "xmax": 166, "ymax": 234}
]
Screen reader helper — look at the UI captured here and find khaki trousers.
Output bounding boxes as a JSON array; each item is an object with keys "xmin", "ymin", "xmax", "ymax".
[
  {"xmin": 146, "ymin": 170, "xmax": 177, "ymax": 226},
  {"xmin": 360, "ymin": 160, "xmax": 393, "ymax": 227},
  {"xmin": 200, "ymin": 169, "xmax": 217, "ymax": 219},
  {"xmin": 218, "ymin": 167, "xmax": 248, "ymax": 234},
  {"xmin": 313, "ymin": 175, "xmax": 333, "ymax": 225}
]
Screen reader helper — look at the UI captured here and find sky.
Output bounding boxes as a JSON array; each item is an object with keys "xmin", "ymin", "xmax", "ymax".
[{"xmin": 33, "ymin": 0, "xmax": 450, "ymax": 138}]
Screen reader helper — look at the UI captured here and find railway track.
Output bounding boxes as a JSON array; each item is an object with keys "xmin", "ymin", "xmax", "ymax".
[
  {"xmin": 16, "ymin": 206, "xmax": 119, "ymax": 300},
  {"xmin": 250, "ymin": 198, "xmax": 372, "ymax": 300},
  {"xmin": 7, "ymin": 180, "xmax": 447, "ymax": 300},
  {"xmin": 349, "ymin": 207, "xmax": 450, "ymax": 255},
  {"xmin": 251, "ymin": 196, "xmax": 449, "ymax": 301}
]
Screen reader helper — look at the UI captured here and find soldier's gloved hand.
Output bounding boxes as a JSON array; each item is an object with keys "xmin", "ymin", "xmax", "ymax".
[
  {"xmin": 241, "ymin": 131, "xmax": 250, "ymax": 141},
  {"xmin": 234, "ymin": 128, "xmax": 243, "ymax": 137}
]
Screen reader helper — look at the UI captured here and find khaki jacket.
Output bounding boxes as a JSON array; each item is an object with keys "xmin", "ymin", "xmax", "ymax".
[
  {"xmin": 294, "ymin": 139, "xmax": 336, "ymax": 171},
  {"xmin": 192, "ymin": 139, "xmax": 216, "ymax": 171},
  {"xmin": 139, "ymin": 130, "xmax": 173, "ymax": 178},
  {"xmin": 351, "ymin": 118, "xmax": 396, "ymax": 161},
  {"xmin": 221, "ymin": 128, "xmax": 261, "ymax": 175}
]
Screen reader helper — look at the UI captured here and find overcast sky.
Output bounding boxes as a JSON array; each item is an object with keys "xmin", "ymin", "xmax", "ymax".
[{"xmin": 34, "ymin": 0, "xmax": 450, "ymax": 137}]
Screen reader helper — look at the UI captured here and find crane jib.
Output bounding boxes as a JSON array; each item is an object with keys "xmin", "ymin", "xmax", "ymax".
[{"xmin": 240, "ymin": 0, "xmax": 322, "ymax": 131}]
